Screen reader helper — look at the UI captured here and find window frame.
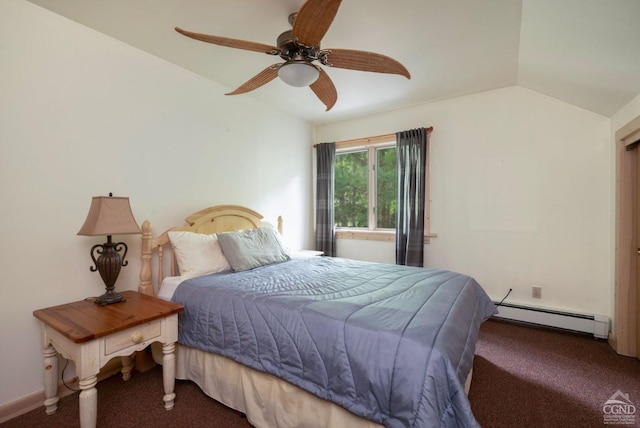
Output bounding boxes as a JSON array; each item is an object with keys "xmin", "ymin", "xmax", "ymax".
[
  {"xmin": 332, "ymin": 135, "xmax": 435, "ymax": 243},
  {"xmin": 334, "ymin": 142, "xmax": 396, "ymax": 232}
]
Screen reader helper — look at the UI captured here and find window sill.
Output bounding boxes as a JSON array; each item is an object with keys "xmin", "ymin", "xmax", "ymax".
[
  {"xmin": 336, "ymin": 229, "xmax": 436, "ymax": 243},
  {"xmin": 336, "ymin": 229, "xmax": 395, "ymax": 242}
]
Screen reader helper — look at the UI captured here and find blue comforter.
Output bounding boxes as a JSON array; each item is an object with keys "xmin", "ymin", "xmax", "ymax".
[{"xmin": 172, "ymin": 257, "xmax": 496, "ymax": 427}]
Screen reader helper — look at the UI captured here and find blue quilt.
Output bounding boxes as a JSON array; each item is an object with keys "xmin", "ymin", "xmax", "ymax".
[{"xmin": 172, "ymin": 257, "xmax": 496, "ymax": 427}]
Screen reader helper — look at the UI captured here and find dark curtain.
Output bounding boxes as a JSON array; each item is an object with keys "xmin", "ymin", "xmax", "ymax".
[
  {"xmin": 315, "ymin": 142, "xmax": 336, "ymax": 256},
  {"xmin": 396, "ymin": 128, "xmax": 427, "ymax": 266}
]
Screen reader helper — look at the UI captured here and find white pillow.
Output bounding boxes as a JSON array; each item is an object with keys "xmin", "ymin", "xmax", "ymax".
[{"xmin": 167, "ymin": 231, "xmax": 231, "ymax": 280}]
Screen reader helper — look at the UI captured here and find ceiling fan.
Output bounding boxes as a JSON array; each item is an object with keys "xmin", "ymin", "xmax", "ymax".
[{"xmin": 175, "ymin": 0, "xmax": 410, "ymax": 111}]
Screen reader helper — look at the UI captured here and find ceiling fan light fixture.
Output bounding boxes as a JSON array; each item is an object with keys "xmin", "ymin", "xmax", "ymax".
[{"xmin": 278, "ymin": 61, "xmax": 320, "ymax": 87}]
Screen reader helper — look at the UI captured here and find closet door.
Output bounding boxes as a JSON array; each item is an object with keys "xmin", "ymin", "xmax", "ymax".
[
  {"xmin": 637, "ymin": 145, "xmax": 640, "ymax": 358},
  {"xmin": 615, "ymin": 115, "xmax": 640, "ymax": 358}
]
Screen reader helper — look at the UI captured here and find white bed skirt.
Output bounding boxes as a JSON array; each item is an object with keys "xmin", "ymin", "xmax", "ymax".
[{"xmin": 155, "ymin": 343, "xmax": 473, "ymax": 428}]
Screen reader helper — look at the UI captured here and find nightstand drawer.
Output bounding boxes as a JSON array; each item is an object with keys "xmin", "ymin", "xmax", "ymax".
[{"xmin": 104, "ymin": 320, "xmax": 162, "ymax": 355}]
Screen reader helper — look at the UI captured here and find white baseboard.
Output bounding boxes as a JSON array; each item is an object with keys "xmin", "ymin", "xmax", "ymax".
[
  {"xmin": 0, "ymin": 357, "xmax": 125, "ymax": 423},
  {"xmin": 0, "ymin": 377, "xmax": 78, "ymax": 424}
]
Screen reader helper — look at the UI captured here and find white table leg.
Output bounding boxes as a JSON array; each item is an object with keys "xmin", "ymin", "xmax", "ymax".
[
  {"xmin": 121, "ymin": 354, "xmax": 133, "ymax": 381},
  {"xmin": 162, "ymin": 342, "xmax": 176, "ymax": 410},
  {"xmin": 42, "ymin": 345, "xmax": 59, "ymax": 415},
  {"xmin": 78, "ymin": 375, "xmax": 98, "ymax": 428}
]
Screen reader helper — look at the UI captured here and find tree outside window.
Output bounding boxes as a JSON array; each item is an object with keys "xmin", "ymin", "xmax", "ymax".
[
  {"xmin": 335, "ymin": 145, "xmax": 396, "ymax": 230},
  {"xmin": 376, "ymin": 147, "xmax": 397, "ymax": 229}
]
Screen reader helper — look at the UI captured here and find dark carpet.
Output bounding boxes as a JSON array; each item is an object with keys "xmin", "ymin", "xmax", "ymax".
[
  {"xmin": 470, "ymin": 319, "xmax": 640, "ymax": 428},
  {"xmin": 3, "ymin": 319, "xmax": 639, "ymax": 427}
]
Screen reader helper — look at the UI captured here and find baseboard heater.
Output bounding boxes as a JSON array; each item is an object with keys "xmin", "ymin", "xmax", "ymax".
[{"xmin": 492, "ymin": 302, "xmax": 609, "ymax": 339}]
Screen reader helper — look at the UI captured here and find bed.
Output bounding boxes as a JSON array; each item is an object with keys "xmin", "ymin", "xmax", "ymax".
[{"xmin": 138, "ymin": 205, "xmax": 496, "ymax": 427}]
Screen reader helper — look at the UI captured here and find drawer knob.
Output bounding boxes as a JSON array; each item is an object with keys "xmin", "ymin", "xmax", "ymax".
[{"xmin": 131, "ymin": 332, "xmax": 143, "ymax": 344}]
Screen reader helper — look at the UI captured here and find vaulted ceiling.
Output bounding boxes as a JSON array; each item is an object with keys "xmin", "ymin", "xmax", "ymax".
[{"xmin": 27, "ymin": 0, "xmax": 640, "ymax": 124}]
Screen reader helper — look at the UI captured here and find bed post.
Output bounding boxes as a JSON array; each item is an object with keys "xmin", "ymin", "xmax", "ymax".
[{"xmin": 139, "ymin": 220, "xmax": 154, "ymax": 296}]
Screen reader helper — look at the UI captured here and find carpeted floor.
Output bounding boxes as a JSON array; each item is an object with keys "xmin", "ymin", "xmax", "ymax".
[
  {"xmin": 3, "ymin": 319, "xmax": 639, "ymax": 427},
  {"xmin": 470, "ymin": 320, "xmax": 640, "ymax": 427}
]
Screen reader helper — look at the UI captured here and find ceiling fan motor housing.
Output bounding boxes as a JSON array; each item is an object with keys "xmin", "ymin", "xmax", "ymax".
[{"xmin": 277, "ymin": 30, "xmax": 319, "ymax": 61}]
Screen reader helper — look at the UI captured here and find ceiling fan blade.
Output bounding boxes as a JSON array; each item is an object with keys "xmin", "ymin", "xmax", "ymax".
[
  {"xmin": 322, "ymin": 48, "xmax": 411, "ymax": 79},
  {"xmin": 175, "ymin": 27, "xmax": 278, "ymax": 54},
  {"xmin": 292, "ymin": 0, "xmax": 342, "ymax": 47},
  {"xmin": 310, "ymin": 68, "xmax": 338, "ymax": 111},
  {"xmin": 225, "ymin": 65, "xmax": 280, "ymax": 96}
]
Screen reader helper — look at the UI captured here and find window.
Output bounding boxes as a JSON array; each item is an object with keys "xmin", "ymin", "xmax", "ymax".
[
  {"xmin": 334, "ymin": 144, "xmax": 398, "ymax": 230},
  {"xmin": 335, "ymin": 150, "xmax": 369, "ymax": 228},
  {"xmin": 334, "ymin": 140, "xmax": 399, "ymax": 240},
  {"xmin": 376, "ymin": 146, "xmax": 397, "ymax": 229},
  {"xmin": 331, "ymin": 133, "xmax": 434, "ymax": 243}
]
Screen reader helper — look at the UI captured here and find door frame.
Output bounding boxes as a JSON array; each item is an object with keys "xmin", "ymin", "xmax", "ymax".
[{"xmin": 614, "ymin": 114, "xmax": 640, "ymax": 357}]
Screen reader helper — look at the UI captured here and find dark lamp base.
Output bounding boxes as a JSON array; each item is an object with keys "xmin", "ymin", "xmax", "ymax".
[
  {"xmin": 95, "ymin": 290, "xmax": 126, "ymax": 306},
  {"xmin": 88, "ymin": 237, "xmax": 129, "ymax": 306}
]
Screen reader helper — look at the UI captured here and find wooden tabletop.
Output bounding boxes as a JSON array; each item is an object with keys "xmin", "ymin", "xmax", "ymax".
[{"xmin": 33, "ymin": 291, "xmax": 184, "ymax": 344}]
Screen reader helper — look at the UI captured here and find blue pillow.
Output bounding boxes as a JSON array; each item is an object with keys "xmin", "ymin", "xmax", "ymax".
[{"xmin": 217, "ymin": 227, "xmax": 290, "ymax": 272}]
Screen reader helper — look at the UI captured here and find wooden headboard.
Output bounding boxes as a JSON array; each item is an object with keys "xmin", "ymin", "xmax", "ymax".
[{"xmin": 139, "ymin": 205, "xmax": 282, "ymax": 296}]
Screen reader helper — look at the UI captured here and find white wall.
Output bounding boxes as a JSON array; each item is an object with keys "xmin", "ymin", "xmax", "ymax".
[
  {"xmin": 0, "ymin": 0, "xmax": 313, "ymax": 409},
  {"xmin": 317, "ymin": 87, "xmax": 612, "ymax": 318}
]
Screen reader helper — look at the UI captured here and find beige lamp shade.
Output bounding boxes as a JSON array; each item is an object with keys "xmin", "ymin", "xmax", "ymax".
[{"xmin": 77, "ymin": 196, "xmax": 141, "ymax": 236}]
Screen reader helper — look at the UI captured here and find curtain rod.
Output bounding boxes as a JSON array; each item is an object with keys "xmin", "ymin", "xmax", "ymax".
[{"xmin": 313, "ymin": 126, "xmax": 433, "ymax": 148}]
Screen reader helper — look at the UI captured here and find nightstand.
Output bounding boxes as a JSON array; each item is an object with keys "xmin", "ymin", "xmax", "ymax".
[{"xmin": 33, "ymin": 290, "xmax": 184, "ymax": 428}]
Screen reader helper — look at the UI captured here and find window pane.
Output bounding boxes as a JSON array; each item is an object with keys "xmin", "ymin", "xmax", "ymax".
[
  {"xmin": 335, "ymin": 151, "xmax": 368, "ymax": 228},
  {"xmin": 376, "ymin": 147, "xmax": 396, "ymax": 229}
]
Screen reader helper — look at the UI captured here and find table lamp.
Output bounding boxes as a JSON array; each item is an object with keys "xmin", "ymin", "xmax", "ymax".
[{"xmin": 77, "ymin": 193, "xmax": 141, "ymax": 305}]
